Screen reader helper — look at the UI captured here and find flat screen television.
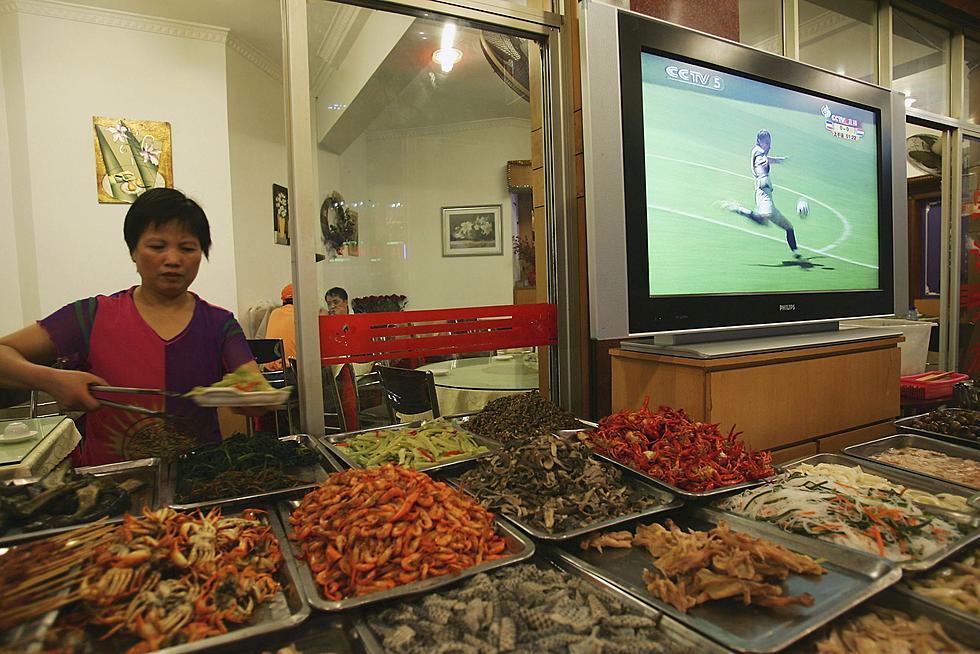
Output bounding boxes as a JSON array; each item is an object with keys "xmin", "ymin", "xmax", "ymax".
[{"xmin": 580, "ymin": 0, "xmax": 907, "ymax": 341}]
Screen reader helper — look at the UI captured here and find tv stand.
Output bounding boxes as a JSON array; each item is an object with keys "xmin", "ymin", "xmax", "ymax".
[
  {"xmin": 610, "ymin": 332, "xmax": 903, "ymax": 459},
  {"xmin": 622, "ymin": 326, "xmax": 903, "ymax": 360}
]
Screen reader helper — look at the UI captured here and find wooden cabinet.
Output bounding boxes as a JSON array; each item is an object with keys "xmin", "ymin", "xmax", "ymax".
[{"xmin": 610, "ymin": 336, "xmax": 902, "ymax": 453}]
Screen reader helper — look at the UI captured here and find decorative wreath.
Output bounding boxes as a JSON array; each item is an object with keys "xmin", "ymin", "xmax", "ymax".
[{"xmin": 320, "ymin": 191, "xmax": 357, "ymax": 255}]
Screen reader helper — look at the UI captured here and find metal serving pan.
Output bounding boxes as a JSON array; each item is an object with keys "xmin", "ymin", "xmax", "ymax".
[
  {"xmin": 895, "ymin": 411, "xmax": 980, "ymax": 449},
  {"xmin": 276, "ymin": 498, "xmax": 535, "ymax": 612},
  {"xmin": 0, "ymin": 506, "xmax": 310, "ymax": 653},
  {"xmin": 448, "ymin": 465, "xmax": 683, "ymax": 541},
  {"xmin": 558, "ymin": 506, "xmax": 902, "ymax": 653},
  {"xmin": 352, "ymin": 551, "xmax": 731, "ymax": 654},
  {"xmin": 842, "ymin": 433, "xmax": 980, "ymax": 490},
  {"xmin": 771, "ymin": 453, "xmax": 980, "ymax": 571},
  {"xmin": 170, "ymin": 434, "xmax": 337, "ymax": 510},
  {"xmin": 799, "ymin": 588, "xmax": 980, "ymax": 651},
  {"xmin": 564, "ymin": 420, "xmax": 775, "ymax": 500},
  {"xmin": 0, "ymin": 457, "xmax": 162, "ymax": 547},
  {"xmin": 893, "ymin": 546, "xmax": 980, "ymax": 628},
  {"xmin": 320, "ymin": 420, "xmax": 499, "ymax": 475}
]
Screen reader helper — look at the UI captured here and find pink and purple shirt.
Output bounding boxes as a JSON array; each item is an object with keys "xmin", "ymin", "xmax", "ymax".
[{"xmin": 39, "ymin": 287, "xmax": 254, "ymax": 466}]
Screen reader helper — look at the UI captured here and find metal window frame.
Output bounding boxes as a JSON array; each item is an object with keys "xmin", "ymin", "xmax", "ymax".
[
  {"xmin": 779, "ymin": 0, "xmax": 980, "ymax": 371},
  {"xmin": 281, "ymin": 0, "xmax": 580, "ymax": 434}
]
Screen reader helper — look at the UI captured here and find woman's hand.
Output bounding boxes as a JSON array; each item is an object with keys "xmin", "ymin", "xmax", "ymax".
[{"xmin": 40, "ymin": 370, "xmax": 108, "ymax": 412}]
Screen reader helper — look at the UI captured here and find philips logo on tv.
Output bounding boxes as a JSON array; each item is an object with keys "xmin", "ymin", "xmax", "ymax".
[
  {"xmin": 779, "ymin": 304, "xmax": 796, "ymax": 311},
  {"xmin": 665, "ymin": 66, "xmax": 723, "ymax": 91}
]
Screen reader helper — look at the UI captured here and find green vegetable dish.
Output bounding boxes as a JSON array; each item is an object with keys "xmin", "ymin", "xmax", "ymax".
[
  {"xmin": 175, "ymin": 432, "xmax": 319, "ymax": 503},
  {"xmin": 335, "ymin": 418, "xmax": 490, "ymax": 469}
]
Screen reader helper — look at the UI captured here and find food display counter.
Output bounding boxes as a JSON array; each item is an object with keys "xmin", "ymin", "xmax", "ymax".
[{"xmin": 2, "ymin": 397, "xmax": 979, "ymax": 654}]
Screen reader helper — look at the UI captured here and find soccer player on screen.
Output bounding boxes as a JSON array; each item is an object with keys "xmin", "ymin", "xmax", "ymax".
[{"xmin": 720, "ymin": 130, "xmax": 802, "ymax": 260}]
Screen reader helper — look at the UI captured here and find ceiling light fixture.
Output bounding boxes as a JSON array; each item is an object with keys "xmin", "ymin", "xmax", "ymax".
[{"xmin": 432, "ymin": 21, "xmax": 461, "ymax": 73}]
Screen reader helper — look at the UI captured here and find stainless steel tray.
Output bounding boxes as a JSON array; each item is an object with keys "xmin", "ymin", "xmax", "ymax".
[
  {"xmin": 893, "ymin": 546, "xmax": 980, "ymax": 628},
  {"xmin": 321, "ymin": 420, "xmax": 499, "ymax": 474},
  {"xmin": 842, "ymin": 433, "xmax": 980, "ymax": 491},
  {"xmin": 275, "ymin": 498, "xmax": 535, "ymax": 612},
  {"xmin": 0, "ymin": 457, "xmax": 162, "ymax": 547},
  {"xmin": 448, "ymin": 463, "xmax": 684, "ymax": 541},
  {"xmin": 774, "ymin": 453, "xmax": 980, "ymax": 571},
  {"xmin": 895, "ymin": 411, "xmax": 980, "ymax": 449},
  {"xmin": 558, "ymin": 506, "xmax": 902, "ymax": 653},
  {"xmin": 170, "ymin": 434, "xmax": 337, "ymax": 510},
  {"xmin": 801, "ymin": 588, "xmax": 980, "ymax": 651},
  {"xmin": 0, "ymin": 506, "xmax": 310, "ymax": 653},
  {"xmin": 352, "ymin": 551, "xmax": 731, "ymax": 654}
]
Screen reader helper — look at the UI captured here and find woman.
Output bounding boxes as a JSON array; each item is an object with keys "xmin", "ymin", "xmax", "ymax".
[{"xmin": 0, "ymin": 188, "xmax": 262, "ymax": 465}]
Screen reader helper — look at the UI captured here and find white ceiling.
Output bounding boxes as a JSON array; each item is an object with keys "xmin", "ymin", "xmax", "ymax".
[
  {"xmin": 69, "ymin": 0, "xmax": 284, "ymax": 62},
  {"xmin": 66, "ymin": 0, "xmax": 532, "ymax": 139}
]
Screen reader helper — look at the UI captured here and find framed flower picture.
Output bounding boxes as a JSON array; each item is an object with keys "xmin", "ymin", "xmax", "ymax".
[
  {"xmin": 441, "ymin": 205, "xmax": 503, "ymax": 257},
  {"xmin": 93, "ymin": 116, "xmax": 173, "ymax": 204}
]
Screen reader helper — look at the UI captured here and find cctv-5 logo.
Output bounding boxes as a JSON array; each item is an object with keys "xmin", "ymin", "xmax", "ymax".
[{"xmin": 665, "ymin": 66, "xmax": 724, "ymax": 91}]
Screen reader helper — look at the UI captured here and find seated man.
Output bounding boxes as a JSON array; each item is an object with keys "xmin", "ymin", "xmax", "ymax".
[
  {"xmin": 263, "ymin": 284, "xmax": 295, "ymax": 371},
  {"xmin": 323, "ymin": 287, "xmax": 349, "ymax": 316}
]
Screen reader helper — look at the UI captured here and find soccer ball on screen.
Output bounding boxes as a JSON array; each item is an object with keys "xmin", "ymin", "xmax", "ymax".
[{"xmin": 797, "ymin": 198, "xmax": 810, "ymax": 218}]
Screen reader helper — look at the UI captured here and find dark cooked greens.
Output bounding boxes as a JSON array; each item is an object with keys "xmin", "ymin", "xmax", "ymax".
[
  {"xmin": 457, "ymin": 433, "xmax": 664, "ymax": 533},
  {"xmin": 0, "ymin": 462, "xmax": 145, "ymax": 535},
  {"xmin": 464, "ymin": 392, "xmax": 581, "ymax": 442},
  {"xmin": 175, "ymin": 432, "xmax": 319, "ymax": 502}
]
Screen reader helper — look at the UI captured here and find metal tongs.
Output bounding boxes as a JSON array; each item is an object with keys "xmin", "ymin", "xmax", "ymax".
[{"xmin": 89, "ymin": 385, "xmax": 186, "ymax": 419}]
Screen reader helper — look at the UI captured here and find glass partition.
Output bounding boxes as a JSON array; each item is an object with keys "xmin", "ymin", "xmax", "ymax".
[
  {"xmin": 307, "ymin": 0, "xmax": 550, "ymax": 424},
  {"xmin": 893, "ymin": 9, "xmax": 950, "ymax": 116},
  {"xmin": 967, "ymin": 37, "xmax": 980, "ymax": 124},
  {"xmin": 960, "ymin": 135, "xmax": 980, "ymax": 376},
  {"xmin": 799, "ymin": 0, "xmax": 875, "ymax": 82},
  {"xmin": 737, "ymin": 0, "xmax": 783, "ymax": 55},
  {"xmin": 905, "ymin": 121, "xmax": 948, "ymax": 371}
]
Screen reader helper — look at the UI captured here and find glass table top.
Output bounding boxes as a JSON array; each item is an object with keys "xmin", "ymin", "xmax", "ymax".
[{"xmin": 417, "ymin": 356, "xmax": 539, "ymax": 391}]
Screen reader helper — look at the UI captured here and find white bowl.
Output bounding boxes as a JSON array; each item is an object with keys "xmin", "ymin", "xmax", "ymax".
[{"xmin": 492, "ymin": 354, "xmax": 514, "ymax": 361}]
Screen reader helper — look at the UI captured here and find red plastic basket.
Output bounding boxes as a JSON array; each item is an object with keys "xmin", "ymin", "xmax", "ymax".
[{"xmin": 900, "ymin": 371, "xmax": 970, "ymax": 400}]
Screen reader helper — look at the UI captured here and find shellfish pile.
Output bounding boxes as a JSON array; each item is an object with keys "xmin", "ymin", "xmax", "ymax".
[{"xmin": 289, "ymin": 464, "xmax": 508, "ymax": 600}]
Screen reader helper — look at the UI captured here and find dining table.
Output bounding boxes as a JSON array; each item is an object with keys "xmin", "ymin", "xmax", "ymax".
[{"xmin": 417, "ymin": 354, "xmax": 539, "ymax": 416}]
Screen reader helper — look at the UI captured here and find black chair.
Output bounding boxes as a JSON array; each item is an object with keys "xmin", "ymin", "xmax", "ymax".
[
  {"xmin": 247, "ymin": 338, "xmax": 295, "ymax": 435},
  {"xmin": 321, "ymin": 364, "xmax": 348, "ymax": 433},
  {"xmin": 376, "ymin": 366, "xmax": 440, "ymax": 422}
]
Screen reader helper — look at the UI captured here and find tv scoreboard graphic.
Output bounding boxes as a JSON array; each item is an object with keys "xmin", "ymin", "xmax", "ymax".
[{"xmin": 821, "ymin": 104, "xmax": 865, "ymax": 141}]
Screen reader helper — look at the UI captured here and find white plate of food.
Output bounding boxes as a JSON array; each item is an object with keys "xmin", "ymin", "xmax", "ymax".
[{"xmin": 185, "ymin": 370, "xmax": 292, "ymax": 408}]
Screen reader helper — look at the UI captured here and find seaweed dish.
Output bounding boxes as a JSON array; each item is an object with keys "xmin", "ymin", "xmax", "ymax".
[
  {"xmin": 0, "ymin": 461, "xmax": 145, "ymax": 536},
  {"xmin": 176, "ymin": 432, "xmax": 319, "ymax": 503}
]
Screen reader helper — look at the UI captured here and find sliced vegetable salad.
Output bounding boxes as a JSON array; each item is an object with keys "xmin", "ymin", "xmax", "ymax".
[{"xmin": 335, "ymin": 418, "xmax": 490, "ymax": 469}]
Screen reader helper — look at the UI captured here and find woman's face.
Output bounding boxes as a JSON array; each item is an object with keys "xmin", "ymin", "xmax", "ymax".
[{"xmin": 132, "ymin": 220, "xmax": 202, "ymax": 297}]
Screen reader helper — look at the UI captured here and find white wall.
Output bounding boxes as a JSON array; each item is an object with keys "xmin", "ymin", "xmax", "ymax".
[
  {"xmin": 320, "ymin": 118, "xmax": 530, "ymax": 311},
  {"xmin": 8, "ymin": 10, "xmax": 238, "ymax": 318},
  {"xmin": 226, "ymin": 47, "xmax": 290, "ymax": 318},
  {"xmin": 0, "ymin": 15, "xmax": 25, "ymax": 333}
]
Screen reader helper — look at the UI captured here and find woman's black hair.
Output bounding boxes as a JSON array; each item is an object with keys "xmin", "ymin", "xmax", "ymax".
[{"xmin": 123, "ymin": 188, "xmax": 212, "ymax": 258}]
